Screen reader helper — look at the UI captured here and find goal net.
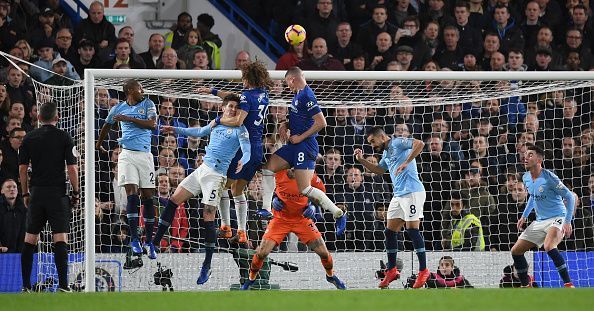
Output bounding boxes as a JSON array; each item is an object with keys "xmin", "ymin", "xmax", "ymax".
[{"xmin": 14, "ymin": 66, "xmax": 594, "ymax": 291}]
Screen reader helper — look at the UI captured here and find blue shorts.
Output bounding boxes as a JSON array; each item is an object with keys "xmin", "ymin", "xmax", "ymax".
[
  {"xmin": 227, "ymin": 144, "xmax": 263, "ymax": 181},
  {"xmin": 275, "ymin": 137, "xmax": 318, "ymax": 170}
]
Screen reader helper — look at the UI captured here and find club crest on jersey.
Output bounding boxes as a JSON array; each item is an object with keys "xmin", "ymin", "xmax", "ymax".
[
  {"xmin": 138, "ymin": 108, "xmax": 145, "ymax": 115},
  {"xmin": 538, "ymin": 185, "xmax": 544, "ymax": 193},
  {"xmin": 306, "ymin": 101, "xmax": 314, "ymax": 107},
  {"xmin": 556, "ymin": 182, "xmax": 564, "ymax": 190},
  {"xmin": 227, "ymin": 129, "xmax": 233, "ymax": 135},
  {"xmin": 258, "ymin": 93, "xmax": 265, "ymax": 103}
]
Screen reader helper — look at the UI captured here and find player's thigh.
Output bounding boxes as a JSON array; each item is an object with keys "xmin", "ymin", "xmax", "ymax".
[
  {"xmin": 262, "ymin": 218, "xmax": 291, "ymax": 246},
  {"xmin": 511, "ymin": 238, "xmax": 537, "ymax": 255},
  {"xmin": 136, "ymin": 151, "xmax": 156, "ymax": 189},
  {"xmin": 294, "ymin": 217, "xmax": 322, "ymax": 246},
  {"xmin": 386, "ymin": 218, "xmax": 405, "ymax": 232},
  {"xmin": 264, "ymin": 153, "xmax": 290, "ymax": 172},
  {"xmin": 117, "ymin": 150, "xmax": 140, "ymax": 187},
  {"xmin": 399, "ymin": 192, "xmax": 425, "ymax": 222},
  {"xmin": 543, "ymin": 218, "xmax": 565, "ymax": 250},
  {"xmin": 256, "ymin": 238, "xmax": 277, "ymax": 258},
  {"xmin": 517, "ymin": 221, "xmax": 548, "ymax": 250},
  {"xmin": 307, "ymin": 237, "xmax": 330, "ymax": 258},
  {"xmin": 386, "ymin": 197, "xmax": 407, "ymax": 228},
  {"xmin": 173, "ymin": 169, "xmax": 202, "ymax": 204},
  {"xmin": 230, "ymin": 178, "xmax": 249, "ymax": 196},
  {"xmin": 293, "ymin": 169, "xmax": 315, "ymax": 192},
  {"xmin": 198, "ymin": 166, "xmax": 228, "ymax": 207}
]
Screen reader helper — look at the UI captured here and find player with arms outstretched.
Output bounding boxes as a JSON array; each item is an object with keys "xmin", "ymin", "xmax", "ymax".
[
  {"xmin": 261, "ymin": 66, "xmax": 344, "ymax": 224},
  {"xmin": 96, "ymin": 79, "xmax": 158, "ymax": 257},
  {"xmin": 150, "ymin": 94, "xmax": 250, "ymax": 284},
  {"xmin": 198, "ymin": 61, "xmax": 273, "ymax": 243},
  {"xmin": 355, "ymin": 127, "xmax": 429, "ymax": 289},
  {"xmin": 512, "ymin": 143, "xmax": 576, "ymax": 288},
  {"xmin": 241, "ymin": 168, "xmax": 346, "ymax": 290}
]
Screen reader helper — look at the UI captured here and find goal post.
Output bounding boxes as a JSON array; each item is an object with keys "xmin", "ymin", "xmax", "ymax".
[{"xmin": 77, "ymin": 69, "xmax": 594, "ymax": 291}]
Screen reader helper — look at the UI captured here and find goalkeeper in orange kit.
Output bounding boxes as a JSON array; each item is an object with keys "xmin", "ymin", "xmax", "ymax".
[{"xmin": 240, "ymin": 168, "xmax": 346, "ymax": 290}]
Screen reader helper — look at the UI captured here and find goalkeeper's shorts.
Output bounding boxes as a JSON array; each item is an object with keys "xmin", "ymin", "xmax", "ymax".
[{"xmin": 263, "ymin": 217, "xmax": 321, "ymax": 245}]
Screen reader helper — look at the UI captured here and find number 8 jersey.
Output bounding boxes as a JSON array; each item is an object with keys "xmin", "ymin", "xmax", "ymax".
[{"xmin": 227, "ymin": 88, "xmax": 269, "ymax": 181}]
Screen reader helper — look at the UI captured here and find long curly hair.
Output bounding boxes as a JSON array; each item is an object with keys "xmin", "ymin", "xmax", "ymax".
[{"xmin": 241, "ymin": 61, "xmax": 274, "ymax": 89}]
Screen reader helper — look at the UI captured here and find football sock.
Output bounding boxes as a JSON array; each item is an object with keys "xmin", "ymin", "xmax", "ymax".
[
  {"xmin": 54, "ymin": 242, "xmax": 69, "ymax": 289},
  {"xmin": 407, "ymin": 228, "xmax": 426, "ymax": 271},
  {"xmin": 153, "ymin": 199, "xmax": 178, "ymax": 245},
  {"xmin": 142, "ymin": 198, "xmax": 155, "ymax": 242},
  {"xmin": 512, "ymin": 254, "xmax": 530, "ymax": 286},
  {"xmin": 384, "ymin": 228, "xmax": 398, "ymax": 270},
  {"xmin": 548, "ymin": 248, "xmax": 571, "ymax": 283},
  {"xmin": 203, "ymin": 221, "xmax": 216, "ymax": 269},
  {"xmin": 234, "ymin": 194, "xmax": 248, "ymax": 231},
  {"xmin": 21, "ymin": 242, "xmax": 36, "ymax": 289},
  {"xmin": 126, "ymin": 194, "xmax": 140, "ymax": 241},
  {"xmin": 249, "ymin": 254, "xmax": 265, "ymax": 280},
  {"xmin": 321, "ymin": 255, "xmax": 334, "ymax": 277},
  {"xmin": 301, "ymin": 186, "xmax": 342, "ymax": 217},
  {"xmin": 219, "ymin": 191, "xmax": 231, "ymax": 227},
  {"xmin": 261, "ymin": 169, "xmax": 275, "ymax": 212}
]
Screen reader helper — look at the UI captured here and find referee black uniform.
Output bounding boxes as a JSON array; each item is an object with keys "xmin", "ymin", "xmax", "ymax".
[{"xmin": 19, "ymin": 102, "xmax": 78, "ymax": 291}]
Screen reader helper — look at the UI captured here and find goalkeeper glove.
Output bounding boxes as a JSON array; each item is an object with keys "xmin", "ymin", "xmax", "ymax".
[
  {"xmin": 302, "ymin": 202, "xmax": 316, "ymax": 221},
  {"xmin": 272, "ymin": 196, "xmax": 284, "ymax": 212},
  {"xmin": 255, "ymin": 209, "xmax": 273, "ymax": 220},
  {"xmin": 335, "ymin": 213, "xmax": 347, "ymax": 237}
]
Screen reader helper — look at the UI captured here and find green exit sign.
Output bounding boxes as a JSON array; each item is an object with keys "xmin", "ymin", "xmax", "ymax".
[{"xmin": 105, "ymin": 15, "xmax": 127, "ymax": 25}]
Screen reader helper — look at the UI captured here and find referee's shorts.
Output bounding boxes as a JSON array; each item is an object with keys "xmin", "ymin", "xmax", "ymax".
[{"xmin": 26, "ymin": 186, "xmax": 71, "ymax": 235}]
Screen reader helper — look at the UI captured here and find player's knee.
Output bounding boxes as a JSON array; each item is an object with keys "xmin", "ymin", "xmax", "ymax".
[
  {"xmin": 53, "ymin": 233, "xmax": 68, "ymax": 243},
  {"xmin": 300, "ymin": 185, "xmax": 313, "ymax": 196},
  {"xmin": 543, "ymin": 243, "xmax": 556, "ymax": 252},
  {"xmin": 318, "ymin": 250, "xmax": 330, "ymax": 260},
  {"xmin": 511, "ymin": 244, "xmax": 524, "ymax": 256}
]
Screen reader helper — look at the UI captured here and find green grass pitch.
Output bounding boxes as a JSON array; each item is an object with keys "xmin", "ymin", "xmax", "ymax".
[{"xmin": 2, "ymin": 289, "xmax": 592, "ymax": 311}]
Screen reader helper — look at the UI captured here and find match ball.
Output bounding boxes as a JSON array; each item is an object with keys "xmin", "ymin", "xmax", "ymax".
[{"xmin": 285, "ymin": 24, "xmax": 306, "ymax": 46}]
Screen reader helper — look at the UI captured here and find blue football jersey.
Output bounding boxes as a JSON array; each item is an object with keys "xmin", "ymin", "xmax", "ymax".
[
  {"xmin": 105, "ymin": 97, "xmax": 157, "ymax": 152},
  {"xmin": 522, "ymin": 169, "xmax": 575, "ymax": 224},
  {"xmin": 239, "ymin": 88, "xmax": 269, "ymax": 144},
  {"xmin": 378, "ymin": 137, "xmax": 425, "ymax": 196},
  {"xmin": 289, "ymin": 85, "xmax": 322, "ymax": 137}
]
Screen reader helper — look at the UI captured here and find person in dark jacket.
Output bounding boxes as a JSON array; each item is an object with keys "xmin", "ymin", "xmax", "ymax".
[
  {"xmin": 0, "ymin": 179, "xmax": 26, "ymax": 253},
  {"xmin": 73, "ymin": 1, "xmax": 116, "ymax": 60},
  {"xmin": 426, "ymin": 256, "xmax": 473, "ymax": 288}
]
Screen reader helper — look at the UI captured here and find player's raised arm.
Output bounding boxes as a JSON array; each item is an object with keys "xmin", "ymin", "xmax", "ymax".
[
  {"xmin": 235, "ymin": 126, "xmax": 252, "ymax": 173},
  {"xmin": 95, "ymin": 119, "xmax": 112, "ymax": 152},
  {"xmin": 355, "ymin": 148, "xmax": 386, "ymax": 175},
  {"xmin": 167, "ymin": 124, "xmax": 212, "ymax": 138}
]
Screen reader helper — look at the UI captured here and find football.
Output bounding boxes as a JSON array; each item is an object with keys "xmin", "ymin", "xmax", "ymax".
[{"xmin": 285, "ymin": 24, "xmax": 306, "ymax": 46}]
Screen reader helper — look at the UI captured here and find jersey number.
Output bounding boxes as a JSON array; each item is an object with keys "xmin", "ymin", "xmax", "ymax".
[
  {"xmin": 149, "ymin": 172, "xmax": 154, "ymax": 183},
  {"xmin": 409, "ymin": 205, "xmax": 416, "ymax": 215},
  {"xmin": 254, "ymin": 104, "xmax": 268, "ymax": 126},
  {"xmin": 297, "ymin": 152, "xmax": 305, "ymax": 162},
  {"xmin": 555, "ymin": 218, "xmax": 563, "ymax": 225},
  {"xmin": 210, "ymin": 190, "xmax": 217, "ymax": 200}
]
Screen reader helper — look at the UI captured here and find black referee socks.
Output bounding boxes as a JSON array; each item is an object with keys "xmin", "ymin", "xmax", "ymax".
[
  {"xmin": 54, "ymin": 241, "xmax": 69, "ymax": 289},
  {"xmin": 21, "ymin": 242, "xmax": 36, "ymax": 289}
]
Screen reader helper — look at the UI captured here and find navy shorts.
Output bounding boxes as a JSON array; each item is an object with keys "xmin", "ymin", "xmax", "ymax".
[
  {"xmin": 227, "ymin": 145, "xmax": 263, "ymax": 181},
  {"xmin": 275, "ymin": 137, "xmax": 318, "ymax": 170}
]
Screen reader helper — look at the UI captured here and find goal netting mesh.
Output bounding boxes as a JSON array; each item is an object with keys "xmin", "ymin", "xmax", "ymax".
[{"xmin": 20, "ymin": 67, "xmax": 594, "ymax": 291}]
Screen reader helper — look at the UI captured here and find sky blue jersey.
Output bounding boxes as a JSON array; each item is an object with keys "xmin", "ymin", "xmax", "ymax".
[
  {"xmin": 106, "ymin": 97, "xmax": 157, "ymax": 152},
  {"xmin": 378, "ymin": 137, "xmax": 425, "ymax": 197},
  {"xmin": 289, "ymin": 85, "xmax": 322, "ymax": 137},
  {"xmin": 176, "ymin": 125, "xmax": 251, "ymax": 175},
  {"xmin": 522, "ymin": 169, "xmax": 575, "ymax": 224},
  {"xmin": 240, "ymin": 88, "xmax": 268, "ymax": 145}
]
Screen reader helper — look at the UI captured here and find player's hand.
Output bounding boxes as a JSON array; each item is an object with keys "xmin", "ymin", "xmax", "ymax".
[
  {"xmin": 272, "ymin": 197, "xmax": 285, "ymax": 212},
  {"xmin": 302, "ymin": 202, "xmax": 316, "ymax": 220},
  {"xmin": 562, "ymin": 223, "xmax": 573, "ymax": 238},
  {"xmin": 395, "ymin": 162, "xmax": 408, "ymax": 175},
  {"xmin": 517, "ymin": 217, "xmax": 527, "ymax": 232},
  {"xmin": 0, "ymin": 246, "xmax": 8, "ymax": 253},
  {"xmin": 354, "ymin": 149, "xmax": 364, "ymax": 162},
  {"xmin": 70, "ymin": 191, "xmax": 80, "ymax": 207},
  {"xmin": 335, "ymin": 213, "xmax": 347, "ymax": 237},
  {"xmin": 160, "ymin": 125, "xmax": 175, "ymax": 134},
  {"xmin": 95, "ymin": 142, "xmax": 107, "ymax": 154},
  {"xmin": 197, "ymin": 87, "xmax": 212, "ymax": 94},
  {"xmin": 113, "ymin": 114, "xmax": 131, "ymax": 122},
  {"xmin": 23, "ymin": 196, "xmax": 30, "ymax": 207},
  {"xmin": 289, "ymin": 134, "xmax": 304, "ymax": 144},
  {"xmin": 279, "ymin": 123, "xmax": 289, "ymax": 142},
  {"xmin": 235, "ymin": 160, "xmax": 244, "ymax": 174}
]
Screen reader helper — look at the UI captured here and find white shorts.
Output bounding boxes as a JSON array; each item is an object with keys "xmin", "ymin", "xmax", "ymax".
[
  {"xmin": 387, "ymin": 191, "xmax": 426, "ymax": 221},
  {"xmin": 117, "ymin": 149, "xmax": 155, "ymax": 189},
  {"xmin": 519, "ymin": 217, "xmax": 564, "ymax": 248},
  {"xmin": 178, "ymin": 164, "xmax": 227, "ymax": 206}
]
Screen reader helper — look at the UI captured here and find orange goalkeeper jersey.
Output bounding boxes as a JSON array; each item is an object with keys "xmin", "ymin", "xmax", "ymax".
[{"xmin": 274, "ymin": 170, "xmax": 326, "ymax": 220}]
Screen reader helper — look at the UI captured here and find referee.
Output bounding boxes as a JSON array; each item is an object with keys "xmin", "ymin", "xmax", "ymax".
[{"xmin": 19, "ymin": 102, "xmax": 79, "ymax": 292}]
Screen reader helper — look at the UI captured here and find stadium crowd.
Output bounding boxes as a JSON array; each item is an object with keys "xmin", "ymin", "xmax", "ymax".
[{"xmin": 1, "ymin": 0, "xmax": 594, "ymax": 257}]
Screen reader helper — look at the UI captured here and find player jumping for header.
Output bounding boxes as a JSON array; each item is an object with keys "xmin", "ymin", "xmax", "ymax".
[
  {"xmin": 355, "ymin": 127, "xmax": 429, "ymax": 289},
  {"xmin": 512, "ymin": 143, "xmax": 576, "ymax": 288}
]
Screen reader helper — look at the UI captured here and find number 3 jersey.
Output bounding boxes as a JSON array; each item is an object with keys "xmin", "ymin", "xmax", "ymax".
[{"xmin": 240, "ymin": 88, "xmax": 269, "ymax": 148}]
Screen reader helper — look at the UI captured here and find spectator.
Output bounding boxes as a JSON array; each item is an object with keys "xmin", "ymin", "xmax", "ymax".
[
  {"xmin": 525, "ymin": 26, "xmax": 561, "ymax": 67},
  {"xmin": 234, "ymin": 50, "xmax": 250, "ymax": 69},
  {"xmin": 44, "ymin": 0, "xmax": 73, "ymax": 31},
  {"xmin": 389, "ymin": 0, "xmax": 418, "ymax": 27},
  {"xmin": 139, "ymin": 33, "xmax": 165, "ymax": 69},
  {"xmin": 456, "ymin": 164, "xmax": 496, "ymax": 221},
  {"xmin": 563, "ymin": 51, "xmax": 583, "ymax": 71},
  {"xmin": 154, "ymin": 172, "xmax": 189, "ymax": 253},
  {"xmin": 73, "ymin": 1, "xmax": 116, "ymax": 59},
  {"xmin": 155, "ymin": 147, "xmax": 178, "ymax": 175},
  {"xmin": 276, "ymin": 41, "xmax": 306, "ymax": 70},
  {"xmin": 154, "ymin": 99, "xmax": 187, "ymax": 149},
  {"xmin": 420, "ymin": 0, "xmax": 455, "ymax": 28},
  {"xmin": 297, "ymin": 37, "xmax": 344, "ymax": 70},
  {"xmin": 394, "ymin": 16, "xmax": 431, "ymax": 70},
  {"xmin": 499, "ymin": 264, "xmax": 538, "ymax": 288},
  {"xmin": 426, "ymin": 256, "xmax": 473, "ymax": 288},
  {"xmin": 560, "ymin": 28, "xmax": 592, "ymax": 70},
  {"xmin": 357, "ymin": 5, "xmax": 397, "ymax": 55},
  {"xmin": 568, "ymin": 4, "xmax": 593, "ymax": 51},
  {"xmin": 55, "ymin": 28, "xmax": 76, "ymax": 62},
  {"xmin": 434, "ymin": 25, "xmax": 463, "ymax": 70},
  {"xmin": 324, "ymin": 107, "xmax": 356, "ymax": 162},
  {"xmin": 15, "ymin": 39, "xmax": 34, "ymax": 62},
  {"xmin": 191, "ymin": 49, "xmax": 210, "ymax": 70},
  {"xmin": 554, "ymin": 98, "xmax": 582, "ymax": 139},
  {"xmin": 44, "ymin": 58, "xmax": 76, "ymax": 86},
  {"xmin": 468, "ymin": 0, "xmax": 487, "ymax": 29},
  {"xmin": 480, "ymin": 32, "xmax": 500, "ymax": 70},
  {"xmin": 394, "ymin": 45, "xmax": 415, "ymax": 71},
  {"xmin": 422, "ymin": 20, "xmax": 440, "ymax": 58},
  {"xmin": 0, "ymin": 179, "xmax": 25, "ymax": 253},
  {"xmin": 0, "ymin": 0, "xmax": 20, "ymax": 53},
  {"xmin": 429, "ymin": 118, "xmax": 463, "ymax": 161},
  {"xmin": 329, "ymin": 22, "xmax": 363, "ymax": 67},
  {"xmin": 165, "ymin": 12, "xmax": 192, "ymax": 50},
  {"xmin": 488, "ymin": 4, "xmax": 524, "ymax": 56},
  {"xmin": 316, "ymin": 148, "xmax": 345, "ymax": 194},
  {"xmin": 521, "ymin": 1, "xmax": 543, "ymax": 49},
  {"xmin": 368, "ymin": 32, "xmax": 395, "ymax": 71},
  {"xmin": 489, "ymin": 51, "xmax": 505, "ymax": 71},
  {"xmin": 157, "ymin": 48, "xmax": 184, "ymax": 69},
  {"xmin": 460, "ymin": 50, "xmax": 481, "ymax": 71},
  {"xmin": 528, "ymin": 46, "xmax": 556, "ymax": 71},
  {"xmin": 176, "ymin": 29, "xmax": 206, "ymax": 68},
  {"xmin": 110, "ymin": 26, "xmax": 145, "ymax": 68},
  {"xmin": 28, "ymin": 7, "xmax": 59, "ymax": 50},
  {"xmin": 441, "ymin": 191, "xmax": 485, "ymax": 251},
  {"xmin": 454, "ymin": 1, "xmax": 483, "ymax": 57},
  {"xmin": 0, "ymin": 127, "xmax": 25, "ymax": 182},
  {"xmin": 71, "ymin": 39, "xmax": 99, "ymax": 77},
  {"xmin": 196, "ymin": 13, "xmax": 222, "ymax": 69},
  {"xmin": 5, "ymin": 67, "xmax": 34, "ymax": 119},
  {"xmin": 503, "ymin": 49, "xmax": 527, "ymax": 71},
  {"xmin": 362, "ymin": 154, "xmax": 391, "ymax": 201},
  {"xmin": 491, "ymin": 180, "xmax": 527, "ymax": 251},
  {"xmin": 536, "ymin": 0, "xmax": 563, "ymax": 34},
  {"xmin": 102, "ymin": 39, "xmax": 145, "ymax": 69},
  {"xmin": 30, "ymin": 39, "xmax": 79, "ymax": 82},
  {"xmin": 303, "ymin": 0, "xmax": 339, "ymax": 49}
]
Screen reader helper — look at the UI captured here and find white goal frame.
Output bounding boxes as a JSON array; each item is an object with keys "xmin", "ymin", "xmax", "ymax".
[{"xmin": 83, "ymin": 69, "xmax": 594, "ymax": 292}]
